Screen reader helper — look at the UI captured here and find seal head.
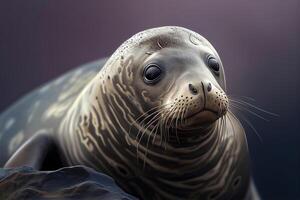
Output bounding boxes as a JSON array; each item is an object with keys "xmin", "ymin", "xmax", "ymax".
[{"xmin": 139, "ymin": 43, "xmax": 228, "ymax": 128}]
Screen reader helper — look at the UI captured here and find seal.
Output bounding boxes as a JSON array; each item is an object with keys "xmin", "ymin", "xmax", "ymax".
[{"xmin": 0, "ymin": 26, "xmax": 259, "ymax": 200}]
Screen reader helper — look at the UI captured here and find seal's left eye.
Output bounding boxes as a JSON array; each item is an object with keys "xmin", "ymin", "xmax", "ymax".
[
  {"xmin": 144, "ymin": 64, "xmax": 162, "ymax": 84},
  {"xmin": 207, "ymin": 56, "xmax": 220, "ymax": 72}
]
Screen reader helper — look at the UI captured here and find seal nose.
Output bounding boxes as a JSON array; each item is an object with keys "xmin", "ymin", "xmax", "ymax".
[
  {"xmin": 201, "ymin": 81, "xmax": 229, "ymax": 116},
  {"xmin": 188, "ymin": 83, "xmax": 198, "ymax": 95},
  {"xmin": 201, "ymin": 81, "xmax": 212, "ymax": 93},
  {"xmin": 207, "ymin": 82, "xmax": 212, "ymax": 92},
  {"xmin": 189, "ymin": 82, "xmax": 212, "ymax": 95}
]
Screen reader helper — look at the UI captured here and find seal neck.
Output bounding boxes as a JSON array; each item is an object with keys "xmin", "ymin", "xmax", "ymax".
[
  {"xmin": 132, "ymin": 117, "xmax": 229, "ymax": 165},
  {"xmin": 124, "ymin": 113, "xmax": 250, "ymax": 199}
]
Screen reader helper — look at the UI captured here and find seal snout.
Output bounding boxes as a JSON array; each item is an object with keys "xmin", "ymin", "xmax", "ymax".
[
  {"xmin": 175, "ymin": 81, "xmax": 229, "ymax": 127},
  {"xmin": 202, "ymin": 81, "xmax": 229, "ymax": 117}
]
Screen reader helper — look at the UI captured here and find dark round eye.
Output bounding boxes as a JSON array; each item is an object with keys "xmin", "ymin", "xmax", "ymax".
[
  {"xmin": 143, "ymin": 64, "xmax": 162, "ymax": 84},
  {"xmin": 207, "ymin": 56, "xmax": 220, "ymax": 72}
]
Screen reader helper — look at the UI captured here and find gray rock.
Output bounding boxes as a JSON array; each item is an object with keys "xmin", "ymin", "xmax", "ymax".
[{"xmin": 0, "ymin": 166, "xmax": 137, "ymax": 200}]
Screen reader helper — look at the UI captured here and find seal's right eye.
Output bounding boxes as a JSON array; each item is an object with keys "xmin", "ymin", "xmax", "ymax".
[{"xmin": 143, "ymin": 64, "xmax": 162, "ymax": 84}]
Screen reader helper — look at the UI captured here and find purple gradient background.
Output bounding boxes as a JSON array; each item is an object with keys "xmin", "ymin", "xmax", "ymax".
[{"xmin": 0, "ymin": 0, "xmax": 299, "ymax": 199}]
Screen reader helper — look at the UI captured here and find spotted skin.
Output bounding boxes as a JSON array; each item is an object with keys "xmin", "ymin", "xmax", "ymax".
[{"xmin": 0, "ymin": 27, "xmax": 259, "ymax": 200}]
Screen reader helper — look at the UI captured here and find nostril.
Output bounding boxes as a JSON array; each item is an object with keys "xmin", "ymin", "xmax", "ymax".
[
  {"xmin": 207, "ymin": 83, "xmax": 212, "ymax": 92},
  {"xmin": 188, "ymin": 84, "xmax": 198, "ymax": 95}
]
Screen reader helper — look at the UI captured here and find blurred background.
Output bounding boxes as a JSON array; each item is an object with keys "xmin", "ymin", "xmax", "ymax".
[{"xmin": 0, "ymin": 0, "xmax": 299, "ymax": 199}]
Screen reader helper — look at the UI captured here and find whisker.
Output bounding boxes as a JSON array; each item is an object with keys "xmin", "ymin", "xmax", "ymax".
[
  {"xmin": 129, "ymin": 103, "xmax": 175, "ymax": 135},
  {"xmin": 151, "ymin": 119, "xmax": 161, "ymax": 144},
  {"xmin": 180, "ymin": 106, "xmax": 187, "ymax": 127},
  {"xmin": 136, "ymin": 115, "xmax": 162, "ymax": 164},
  {"xmin": 134, "ymin": 105, "xmax": 172, "ymax": 163},
  {"xmin": 174, "ymin": 106, "xmax": 184, "ymax": 144},
  {"xmin": 136, "ymin": 112, "xmax": 163, "ymax": 150},
  {"xmin": 129, "ymin": 103, "xmax": 172, "ymax": 132},
  {"xmin": 229, "ymin": 103, "xmax": 270, "ymax": 122},
  {"xmin": 219, "ymin": 116, "xmax": 226, "ymax": 149},
  {"xmin": 160, "ymin": 109, "xmax": 170, "ymax": 145},
  {"xmin": 165, "ymin": 109, "xmax": 174, "ymax": 143},
  {"xmin": 230, "ymin": 110, "xmax": 263, "ymax": 143},
  {"xmin": 135, "ymin": 107, "xmax": 168, "ymax": 141},
  {"xmin": 226, "ymin": 112, "xmax": 237, "ymax": 144},
  {"xmin": 157, "ymin": 108, "xmax": 170, "ymax": 149},
  {"xmin": 163, "ymin": 106, "xmax": 178, "ymax": 148},
  {"xmin": 228, "ymin": 95, "xmax": 256, "ymax": 102},
  {"xmin": 142, "ymin": 122, "xmax": 160, "ymax": 170},
  {"xmin": 229, "ymin": 98, "xmax": 278, "ymax": 117},
  {"xmin": 159, "ymin": 113, "xmax": 165, "ymax": 147}
]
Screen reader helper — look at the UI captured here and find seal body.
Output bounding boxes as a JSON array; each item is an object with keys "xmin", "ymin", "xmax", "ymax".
[
  {"xmin": 0, "ymin": 59, "xmax": 107, "ymax": 168},
  {"xmin": 0, "ymin": 26, "xmax": 259, "ymax": 200}
]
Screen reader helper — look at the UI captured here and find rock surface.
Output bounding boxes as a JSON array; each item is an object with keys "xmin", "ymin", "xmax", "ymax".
[{"xmin": 0, "ymin": 166, "xmax": 137, "ymax": 200}]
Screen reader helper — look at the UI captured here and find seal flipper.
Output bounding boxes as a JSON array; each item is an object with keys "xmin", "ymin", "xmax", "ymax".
[{"xmin": 4, "ymin": 133, "xmax": 62, "ymax": 170}]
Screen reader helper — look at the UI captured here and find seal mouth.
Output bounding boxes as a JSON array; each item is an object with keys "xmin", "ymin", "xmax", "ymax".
[
  {"xmin": 180, "ymin": 108, "xmax": 225, "ymax": 128},
  {"xmin": 185, "ymin": 109, "xmax": 219, "ymax": 120}
]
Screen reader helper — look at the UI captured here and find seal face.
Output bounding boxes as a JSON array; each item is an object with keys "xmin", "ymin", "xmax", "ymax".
[{"xmin": 0, "ymin": 26, "xmax": 256, "ymax": 200}]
